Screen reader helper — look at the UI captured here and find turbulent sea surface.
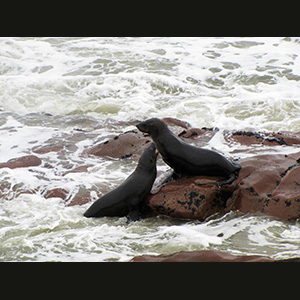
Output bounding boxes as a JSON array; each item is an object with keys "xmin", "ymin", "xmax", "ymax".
[{"xmin": 1, "ymin": 37, "xmax": 300, "ymax": 261}]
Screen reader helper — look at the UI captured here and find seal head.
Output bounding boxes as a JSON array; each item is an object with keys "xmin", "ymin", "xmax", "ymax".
[{"xmin": 136, "ymin": 118, "xmax": 168, "ymax": 138}]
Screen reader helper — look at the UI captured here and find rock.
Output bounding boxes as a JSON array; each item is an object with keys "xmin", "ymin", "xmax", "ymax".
[
  {"xmin": 179, "ymin": 127, "xmax": 219, "ymax": 147},
  {"xmin": 81, "ymin": 118, "xmax": 218, "ymax": 160},
  {"xmin": 226, "ymin": 152, "xmax": 300, "ymax": 220},
  {"xmin": 145, "ymin": 176, "xmax": 235, "ymax": 220},
  {"xmin": 81, "ymin": 117, "xmax": 191, "ymax": 160},
  {"xmin": 224, "ymin": 130, "xmax": 300, "ymax": 146},
  {"xmin": 63, "ymin": 165, "xmax": 92, "ymax": 176},
  {"xmin": 32, "ymin": 144, "xmax": 64, "ymax": 154},
  {"xmin": 161, "ymin": 117, "xmax": 191, "ymax": 129},
  {"xmin": 81, "ymin": 129, "xmax": 151, "ymax": 159},
  {"xmin": 44, "ymin": 188, "xmax": 69, "ymax": 200},
  {"xmin": 66, "ymin": 187, "xmax": 91, "ymax": 206},
  {"xmin": 145, "ymin": 151, "xmax": 300, "ymax": 222},
  {"xmin": 130, "ymin": 249, "xmax": 275, "ymax": 262},
  {"xmin": 0, "ymin": 155, "xmax": 42, "ymax": 169}
]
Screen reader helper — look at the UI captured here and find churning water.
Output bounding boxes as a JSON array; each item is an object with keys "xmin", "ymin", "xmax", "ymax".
[{"xmin": 1, "ymin": 37, "xmax": 300, "ymax": 261}]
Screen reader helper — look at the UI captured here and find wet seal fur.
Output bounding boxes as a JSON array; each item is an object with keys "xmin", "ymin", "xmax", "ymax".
[
  {"xmin": 136, "ymin": 118, "xmax": 241, "ymax": 186},
  {"xmin": 84, "ymin": 143, "xmax": 158, "ymax": 223}
]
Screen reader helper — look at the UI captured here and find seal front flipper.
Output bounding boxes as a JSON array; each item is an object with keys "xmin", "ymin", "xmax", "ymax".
[
  {"xmin": 217, "ymin": 160, "xmax": 241, "ymax": 187},
  {"xmin": 159, "ymin": 170, "xmax": 182, "ymax": 186},
  {"xmin": 216, "ymin": 173, "xmax": 236, "ymax": 187},
  {"xmin": 126, "ymin": 203, "xmax": 140, "ymax": 224}
]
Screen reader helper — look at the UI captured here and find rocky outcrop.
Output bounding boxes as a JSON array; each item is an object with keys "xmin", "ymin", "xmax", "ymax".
[
  {"xmin": 225, "ymin": 152, "xmax": 300, "ymax": 220},
  {"xmin": 145, "ymin": 151, "xmax": 300, "ymax": 221},
  {"xmin": 3, "ymin": 117, "xmax": 300, "ymax": 222}
]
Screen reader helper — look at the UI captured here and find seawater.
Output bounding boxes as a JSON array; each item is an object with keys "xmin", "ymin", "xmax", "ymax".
[{"xmin": 1, "ymin": 37, "xmax": 300, "ymax": 261}]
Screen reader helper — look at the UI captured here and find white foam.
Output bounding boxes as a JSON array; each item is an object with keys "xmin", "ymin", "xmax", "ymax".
[{"xmin": 1, "ymin": 37, "xmax": 300, "ymax": 131}]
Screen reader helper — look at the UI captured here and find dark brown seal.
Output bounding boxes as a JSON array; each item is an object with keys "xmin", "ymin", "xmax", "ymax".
[
  {"xmin": 83, "ymin": 143, "xmax": 158, "ymax": 222},
  {"xmin": 136, "ymin": 118, "xmax": 241, "ymax": 186}
]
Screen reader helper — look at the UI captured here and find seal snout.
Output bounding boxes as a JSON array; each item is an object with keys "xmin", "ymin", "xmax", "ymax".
[
  {"xmin": 136, "ymin": 121, "xmax": 147, "ymax": 133},
  {"xmin": 147, "ymin": 142, "xmax": 158, "ymax": 159}
]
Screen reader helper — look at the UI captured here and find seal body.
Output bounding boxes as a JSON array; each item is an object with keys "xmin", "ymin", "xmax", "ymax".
[
  {"xmin": 84, "ymin": 143, "xmax": 158, "ymax": 222},
  {"xmin": 136, "ymin": 118, "xmax": 241, "ymax": 186}
]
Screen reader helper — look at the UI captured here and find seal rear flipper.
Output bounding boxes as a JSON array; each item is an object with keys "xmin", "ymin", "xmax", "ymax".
[
  {"xmin": 126, "ymin": 204, "xmax": 140, "ymax": 224},
  {"xmin": 216, "ymin": 173, "xmax": 236, "ymax": 187},
  {"xmin": 232, "ymin": 160, "xmax": 242, "ymax": 172}
]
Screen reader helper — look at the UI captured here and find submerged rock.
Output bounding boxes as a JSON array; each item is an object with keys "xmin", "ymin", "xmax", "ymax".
[
  {"xmin": 130, "ymin": 249, "xmax": 275, "ymax": 262},
  {"xmin": 32, "ymin": 144, "xmax": 64, "ymax": 154},
  {"xmin": 44, "ymin": 188, "xmax": 68, "ymax": 200},
  {"xmin": 0, "ymin": 155, "xmax": 42, "ymax": 169},
  {"xmin": 66, "ymin": 187, "xmax": 91, "ymax": 206}
]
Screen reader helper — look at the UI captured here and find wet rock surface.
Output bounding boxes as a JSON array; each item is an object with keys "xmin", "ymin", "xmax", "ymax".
[
  {"xmin": 81, "ymin": 129, "xmax": 151, "ymax": 159},
  {"xmin": 146, "ymin": 151, "xmax": 300, "ymax": 221},
  {"xmin": 130, "ymin": 249, "xmax": 300, "ymax": 262},
  {"xmin": 130, "ymin": 249, "xmax": 275, "ymax": 262},
  {"xmin": 224, "ymin": 130, "xmax": 300, "ymax": 147},
  {"xmin": 225, "ymin": 152, "xmax": 300, "ymax": 220},
  {"xmin": 0, "ymin": 155, "xmax": 42, "ymax": 169},
  {"xmin": 145, "ymin": 176, "xmax": 235, "ymax": 220}
]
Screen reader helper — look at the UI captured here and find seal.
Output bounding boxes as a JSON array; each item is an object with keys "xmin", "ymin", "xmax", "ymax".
[
  {"xmin": 136, "ymin": 118, "xmax": 241, "ymax": 186},
  {"xmin": 83, "ymin": 142, "xmax": 158, "ymax": 222}
]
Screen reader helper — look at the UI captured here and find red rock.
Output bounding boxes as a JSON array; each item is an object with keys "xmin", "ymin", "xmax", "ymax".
[
  {"xmin": 44, "ymin": 188, "xmax": 69, "ymax": 200},
  {"xmin": 66, "ymin": 187, "xmax": 91, "ymax": 206},
  {"xmin": 224, "ymin": 131, "xmax": 300, "ymax": 147},
  {"xmin": 16, "ymin": 189, "xmax": 37, "ymax": 197},
  {"xmin": 272, "ymin": 132, "xmax": 300, "ymax": 145},
  {"xmin": 226, "ymin": 152, "xmax": 300, "ymax": 220},
  {"xmin": 146, "ymin": 176, "xmax": 235, "ymax": 220},
  {"xmin": 63, "ymin": 165, "xmax": 93, "ymax": 176},
  {"xmin": 145, "ymin": 151, "xmax": 300, "ymax": 222},
  {"xmin": 0, "ymin": 155, "xmax": 42, "ymax": 169},
  {"xmin": 81, "ymin": 130, "xmax": 151, "ymax": 159},
  {"xmin": 32, "ymin": 144, "xmax": 64, "ymax": 154},
  {"xmin": 130, "ymin": 249, "xmax": 274, "ymax": 262},
  {"xmin": 272, "ymin": 166, "xmax": 300, "ymax": 199},
  {"xmin": 162, "ymin": 117, "xmax": 191, "ymax": 129},
  {"xmin": 262, "ymin": 166, "xmax": 300, "ymax": 220}
]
